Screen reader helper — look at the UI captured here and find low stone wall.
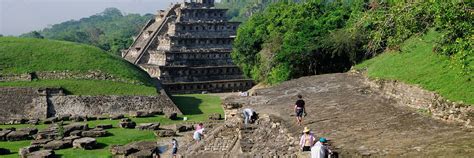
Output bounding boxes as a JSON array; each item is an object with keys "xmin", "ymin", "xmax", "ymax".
[
  {"xmin": 0, "ymin": 87, "xmax": 47, "ymax": 122},
  {"xmin": 50, "ymin": 95, "xmax": 181, "ymax": 117},
  {"xmin": 361, "ymin": 73, "xmax": 474, "ymax": 128},
  {"xmin": 0, "ymin": 70, "xmax": 142, "ymax": 85},
  {"xmin": 0, "ymin": 87, "xmax": 181, "ymax": 123}
]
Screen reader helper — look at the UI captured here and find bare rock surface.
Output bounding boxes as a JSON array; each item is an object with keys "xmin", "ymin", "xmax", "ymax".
[{"xmin": 225, "ymin": 73, "xmax": 474, "ymax": 157}]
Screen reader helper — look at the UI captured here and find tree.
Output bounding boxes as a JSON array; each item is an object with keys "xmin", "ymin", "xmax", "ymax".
[{"xmin": 20, "ymin": 31, "xmax": 44, "ymax": 39}]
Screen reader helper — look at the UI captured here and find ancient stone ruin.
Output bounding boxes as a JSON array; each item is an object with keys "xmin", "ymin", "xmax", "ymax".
[{"xmin": 122, "ymin": 0, "xmax": 253, "ymax": 93}]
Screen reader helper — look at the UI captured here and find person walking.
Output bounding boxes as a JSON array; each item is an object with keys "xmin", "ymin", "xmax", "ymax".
[
  {"xmin": 294, "ymin": 94, "xmax": 306, "ymax": 126},
  {"xmin": 311, "ymin": 137, "xmax": 332, "ymax": 158},
  {"xmin": 242, "ymin": 108, "xmax": 257, "ymax": 125},
  {"xmin": 299, "ymin": 127, "xmax": 316, "ymax": 152},
  {"xmin": 171, "ymin": 138, "xmax": 178, "ymax": 158},
  {"xmin": 193, "ymin": 128, "xmax": 205, "ymax": 143}
]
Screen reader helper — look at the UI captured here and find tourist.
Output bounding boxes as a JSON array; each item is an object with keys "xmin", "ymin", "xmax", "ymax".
[
  {"xmin": 171, "ymin": 138, "xmax": 178, "ymax": 158},
  {"xmin": 299, "ymin": 127, "xmax": 316, "ymax": 152},
  {"xmin": 294, "ymin": 94, "xmax": 306, "ymax": 126},
  {"xmin": 311, "ymin": 137, "xmax": 332, "ymax": 158},
  {"xmin": 153, "ymin": 142, "xmax": 161, "ymax": 158},
  {"xmin": 242, "ymin": 108, "xmax": 258, "ymax": 125},
  {"xmin": 193, "ymin": 128, "xmax": 205, "ymax": 142},
  {"xmin": 195, "ymin": 123, "xmax": 204, "ymax": 131}
]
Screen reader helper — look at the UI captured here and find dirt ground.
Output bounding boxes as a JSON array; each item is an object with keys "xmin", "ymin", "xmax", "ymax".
[{"xmin": 227, "ymin": 73, "xmax": 474, "ymax": 157}]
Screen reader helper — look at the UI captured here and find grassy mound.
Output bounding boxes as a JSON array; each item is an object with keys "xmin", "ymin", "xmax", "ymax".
[
  {"xmin": 0, "ymin": 94, "xmax": 224, "ymax": 158},
  {"xmin": 355, "ymin": 30, "xmax": 473, "ymax": 105},
  {"xmin": 0, "ymin": 37, "xmax": 157, "ymax": 95}
]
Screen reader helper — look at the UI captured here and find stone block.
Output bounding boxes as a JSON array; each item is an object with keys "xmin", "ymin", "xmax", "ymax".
[
  {"xmin": 155, "ymin": 129, "xmax": 175, "ymax": 137},
  {"xmin": 110, "ymin": 145, "xmax": 139, "ymax": 156},
  {"xmin": 19, "ymin": 145, "xmax": 41, "ymax": 158},
  {"xmin": 63, "ymin": 123, "xmax": 88, "ymax": 135},
  {"xmin": 43, "ymin": 140, "xmax": 72, "ymax": 150},
  {"xmin": 73, "ymin": 137, "xmax": 97, "ymax": 150},
  {"xmin": 82, "ymin": 130, "xmax": 108, "ymax": 137},
  {"xmin": 18, "ymin": 127, "xmax": 38, "ymax": 135},
  {"xmin": 58, "ymin": 114, "xmax": 71, "ymax": 121},
  {"xmin": 6, "ymin": 131, "xmax": 31, "ymax": 141},
  {"xmin": 209, "ymin": 113, "xmax": 222, "ymax": 120},
  {"xmin": 31, "ymin": 139, "xmax": 52, "ymax": 147},
  {"xmin": 26, "ymin": 150, "xmax": 55, "ymax": 158},
  {"xmin": 71, "ymin": 115, "xmax": 87, "ymax": 122},
  {"xmin": 110, "ymin": 114, "xmax": 125, "ymax": 120},
  {"xmin": 96, "ymin": 124, "xmax": 113, "ymax": 129},
  {"xmin": 0, "ymin": 130, "xmax": 13, "ymax": 141},
  {"xmin": 136, "ymin": 123, "xmax": 160, "ymax": 130},
  {"xmin": 166, "ymin": 113, "xmax": 178, "ymax": 120}
]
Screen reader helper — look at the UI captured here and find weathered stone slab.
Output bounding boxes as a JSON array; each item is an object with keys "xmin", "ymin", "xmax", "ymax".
[
  {"xmin": 82, "ymin": 130, "xmax": 108, "ymax": 137},
  {"xmin": 19, "ymin": 145, "xmax": 40, "ymax": 158},
  {"xmin": 0, "ymin": 130, "xmax": 13, "ymax": 141},
  {"xmin": 26, "ymin": 150, "xmax": 55, "ymax": 158},
  {"xmin": 155, "ymin": 129, "xmax": 175, "ymax": 137},
  {"xmin": 209, "ymin": 113, "xmax": 222, "ymax": 120},
  {"xmin": 31, "ymin": 139, "xmax": 52, "ymax": 147},
  {"xmin": 166, "ymin": 113, "xmax": 178, "ymax": 120},
  {"xmin": 19, "ymin": 127, "xmax": 38, "ymax": 135},
  {"xmin": 136, "ymin": 123, "xmax": 160, "ymax": 130},
  {"xmin": 73, "ymin": 137, "xmax": 96, "ymax": 150},
  {"xmin": 43, "ymin": 140, "xmax": 72, "ymax": 150},
  {"xmin": 110, "ymin": 114, "xmax": 125, "ymax": 120},
  {"xmin": 6, "ymin": 130, "xmax": 31, "ymax": 141},
  {"xmin": 63, "ymin": 123, "xmax": 88, "ymax": 135}
]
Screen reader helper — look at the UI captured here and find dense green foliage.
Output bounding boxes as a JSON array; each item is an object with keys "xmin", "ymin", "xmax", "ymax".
[
  {"xmin": 217, "ymin": 0, "xmax": 304, "ymax": 21},
  {"xmin": 20, "ymin": 8, "xmax": 153, "ymax": 56},
  {"xmin": 356, "ymin": 30, "xmax": 473, "ymax": 105},
  {"xmin": 0, "ymin": 94, "xmax": 224, "ymax": 158},
  {"xmin": 232, "ymin": 1, "xmax": 473, "ymax": 84},
  {"xmin": 0, "ymin": 37, "xmax": 157, "ymax": 95}
]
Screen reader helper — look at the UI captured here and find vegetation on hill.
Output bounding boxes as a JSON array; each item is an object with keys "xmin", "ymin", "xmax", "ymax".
[
  {"xmin": 232, "ymin": 1, "xmax": 473, "ymax": 84},
  {"xmin": 0, "ymin": 37, "xmax": 157, "ymax": 95},
  {"xmin": 356, "ymin": 30, "xmax": 473, "ymax": 105},
  {"xmin": 20, "ymin": 8, "xmax": 153, "ymax": 56}
]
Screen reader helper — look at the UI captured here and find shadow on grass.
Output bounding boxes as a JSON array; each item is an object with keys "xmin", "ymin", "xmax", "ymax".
[
  {"xmin": 95, "ymin": 142, "xmax": 108, "ymax": 149},
  {"xmin": 171, "ymin": 96, "xmax": 203, "ymax": 115}
]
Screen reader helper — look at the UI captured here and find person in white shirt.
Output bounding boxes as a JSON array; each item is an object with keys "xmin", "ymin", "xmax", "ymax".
[
  {"xmin": 311, "ymin": 137, "xmax": 332, "ymax": 158},
  {"xmin": 193, "ymin": 128, "xmax": 205, "ymax": 143},
  {"xmin": 242, "ymin": 108, "xmax": 257, "ymax": 125}
]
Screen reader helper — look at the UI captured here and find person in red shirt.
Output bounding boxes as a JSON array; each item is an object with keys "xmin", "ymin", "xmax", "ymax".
[{"xmin": 294, "ymin": 94, "xmax": 306, "ymax": 126}]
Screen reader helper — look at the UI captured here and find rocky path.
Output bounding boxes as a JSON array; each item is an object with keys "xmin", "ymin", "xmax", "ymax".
[{"xmin": 226, "ymin": 73, "xmax": 474, "ymax": 157}]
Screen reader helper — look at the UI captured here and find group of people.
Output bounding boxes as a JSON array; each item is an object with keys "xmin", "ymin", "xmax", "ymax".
[
  {"xmin": 154, "ymin": 94, "xmax": 331, "ymax": 157},
  {"xmin": 295, "ymin": 94, "xmax": 333, "ymax": 158}
]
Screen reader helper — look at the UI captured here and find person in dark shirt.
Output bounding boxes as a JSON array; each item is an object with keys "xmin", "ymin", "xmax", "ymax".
[{"xmin": 294, "ymin": 94, "xmax": 306, "ymax": 126}]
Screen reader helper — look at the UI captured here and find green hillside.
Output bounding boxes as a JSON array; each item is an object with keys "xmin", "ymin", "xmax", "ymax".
[
  {"xmin": 0, "ymin": 37, "xmax": 157, "ymax": 95},
  {"xmin": 355, "ymin": 30, "xmax": 473, "ymax": 105}
]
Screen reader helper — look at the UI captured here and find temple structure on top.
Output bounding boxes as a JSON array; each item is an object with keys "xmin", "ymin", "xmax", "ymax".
[{"xmin": 122, "ymin": 0, "xmax": 253, "ymax": 93}]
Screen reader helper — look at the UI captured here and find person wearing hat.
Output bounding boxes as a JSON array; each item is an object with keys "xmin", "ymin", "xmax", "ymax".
[
  {"xmin": 299, "ymin": 127, "xmax": 316, "ymax": 152},
  {"xmin": 311, "ymin": 137, "xmax": 332, "ymax": 158}
]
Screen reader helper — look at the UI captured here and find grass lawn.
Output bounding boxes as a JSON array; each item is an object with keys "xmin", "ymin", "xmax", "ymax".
[
  {"xmin": 355, "ymin": 30, "xmax": 473, "ymax": 105},
  {"xmin": 0, "ymin": 94, "xmax": 223, "ymax": 158},
  {"xmin": 0, "ymin": 37, "xmax": 157, "ymax": 95}
]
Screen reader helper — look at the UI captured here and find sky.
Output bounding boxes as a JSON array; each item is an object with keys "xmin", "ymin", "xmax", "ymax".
[{"xmin": 0, "ymin": 0, "xmax": 182, "ymax": 36}]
